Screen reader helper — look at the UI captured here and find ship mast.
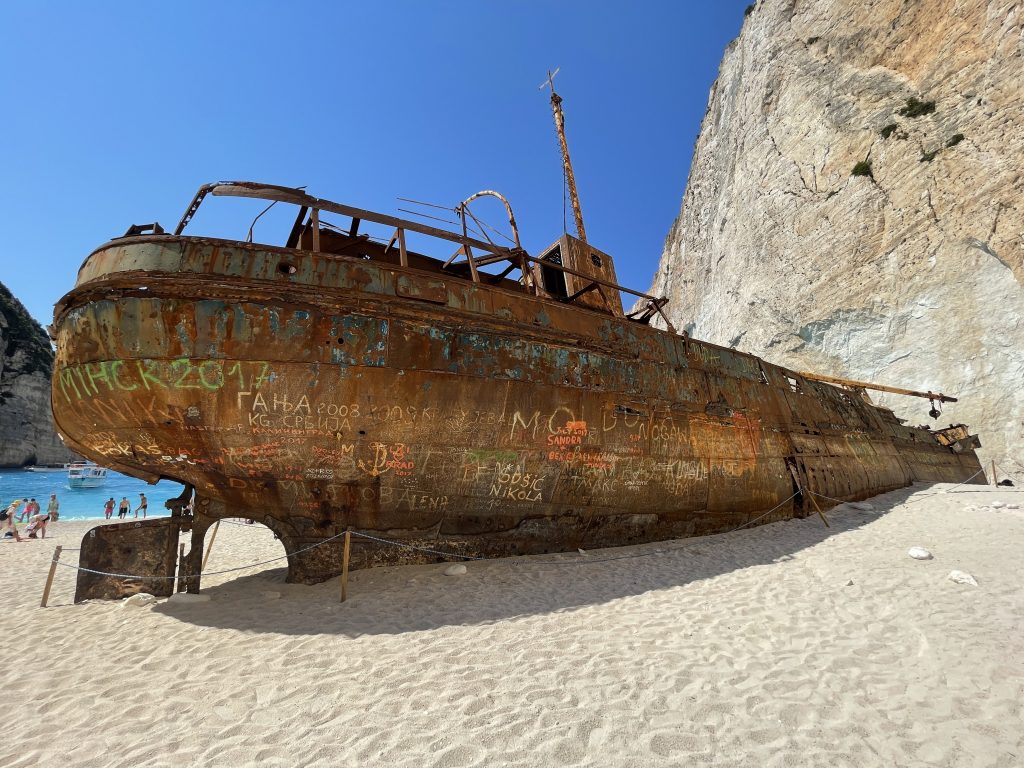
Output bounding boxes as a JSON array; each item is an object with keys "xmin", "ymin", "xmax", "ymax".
[{"xmin": 541, "ymin": 68, "xmax": 587, "ymax": 243}]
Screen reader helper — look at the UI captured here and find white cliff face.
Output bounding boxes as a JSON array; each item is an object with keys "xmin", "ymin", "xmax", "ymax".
[
  {"xmin": 651, "ymin": 0, "xmax": 1023, "ymax": 477},
  {"xmin": 0, "ymin": 284, "xmax": 78, "ymax": 467}
]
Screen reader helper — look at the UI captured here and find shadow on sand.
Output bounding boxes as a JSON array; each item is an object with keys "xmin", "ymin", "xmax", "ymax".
[{"xmin": 151, "ymin": 486, "xmax": 925, "ymax": 637}]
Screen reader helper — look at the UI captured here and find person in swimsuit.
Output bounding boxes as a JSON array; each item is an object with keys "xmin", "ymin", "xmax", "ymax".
[
  {"xmin": 2, "ymin": 500, "xmax": 24, "ymax": 541},
  {"xmin": 135, "ymin": 493, "xmax": 148, "ymax": 519},
  {"xmin": 25, "ymin": 512, "xmax": 50, "ymax": 539},
  {"xmin": 118, "ymin": 497, "xmax": 130, "ymax": 519},
  {"xmin": 104, "ymin": 497, "xmax": 115, "ymax": 520},
  {"xmin": 46, "ymin": 494, "xmax": 59, "ymax": 523}
]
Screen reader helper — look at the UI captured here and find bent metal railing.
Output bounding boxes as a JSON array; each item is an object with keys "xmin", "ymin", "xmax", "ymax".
[
  {"xmin": 166, "ymin": 182, "xmax": 963, "ymax": 405},
  {"xmin": 172, "ymin": 181, "xmax": 678, "ymax": 332}
]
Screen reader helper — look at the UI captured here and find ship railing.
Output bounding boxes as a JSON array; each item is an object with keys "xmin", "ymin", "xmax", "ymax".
[
  {"xmin": 174, "ymin": 181, "xmax": 516, "ymax": 267},
  {"xmin": 173, "ymin": 181, "xmax": 676, "ymax": 331}
]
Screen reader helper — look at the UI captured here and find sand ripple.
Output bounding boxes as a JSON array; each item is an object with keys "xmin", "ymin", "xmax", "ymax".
[{"xmin": 2, "ymin": 485, "xmax": 1023, "ymax": 766}]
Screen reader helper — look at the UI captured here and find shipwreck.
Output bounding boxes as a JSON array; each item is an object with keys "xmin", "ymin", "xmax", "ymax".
[{"xmin": 53, "ymin": 80, "xmax": 984, "ymax": 601}]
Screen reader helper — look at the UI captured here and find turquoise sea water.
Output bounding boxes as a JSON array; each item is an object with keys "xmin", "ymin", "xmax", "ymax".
[{"xmin": 0, "ymin": 468, "xmax": 184, "ymax": 520}]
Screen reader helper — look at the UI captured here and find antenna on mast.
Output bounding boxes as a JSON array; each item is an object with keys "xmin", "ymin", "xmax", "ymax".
[{"xmin": 540, "ymin": 67, "xmax": 587, "ymax": 243}]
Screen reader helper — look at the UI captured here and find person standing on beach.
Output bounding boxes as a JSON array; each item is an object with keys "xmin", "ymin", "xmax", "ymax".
[
  {"xmin": 15, "ymin": 498, "xmax": 30, "ymax": 523},
  {"xmin": 118, "ymin": 497, "xmax": 129, "ymax": 519},
  {"xmin": 46, "ymin": 494, "xmax": 59, "ymax": 523},
  {"xmin": 104, "ymin": 497, "xmax": 115, "ymax": 520},
  {"xmin": 135, "ymin": 493, "xmax": 148, "ymax": 519}
]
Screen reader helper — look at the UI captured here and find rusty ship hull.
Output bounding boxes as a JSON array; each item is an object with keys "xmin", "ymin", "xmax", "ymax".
[{"xmin": 52, "ymin": 184, "xmax": 984, "ymax": 599}]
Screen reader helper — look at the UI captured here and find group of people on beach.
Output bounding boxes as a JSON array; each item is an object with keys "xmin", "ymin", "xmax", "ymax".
[
  {"xmin": 1, "ymin": 494, "xmax": 59, "ymax": 542},
  {"xmin": 102, "ymin": 493, "xmax": 148, "ymax": 520},
  {"xmin": 1, "ymin": 490, "xmax": 153, "ymax": 541}
]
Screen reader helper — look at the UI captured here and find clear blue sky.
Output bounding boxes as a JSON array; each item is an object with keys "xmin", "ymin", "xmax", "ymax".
[{"xmin": 1, "ymin": 1, "xmax": 749, "ymax": 326}]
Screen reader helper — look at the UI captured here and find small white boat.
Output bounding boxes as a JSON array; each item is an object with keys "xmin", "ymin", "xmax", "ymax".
[{"xmin": 67, "ymin": 462, "xmax": 107, "ymax": 488}]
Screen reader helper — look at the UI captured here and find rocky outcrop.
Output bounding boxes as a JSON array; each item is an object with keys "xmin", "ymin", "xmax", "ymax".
[
  {"xmin": 650, "ymin": 0, "xmax": 1023, "ymax": 478},
  {"xmin": 0, "ymin": 282, "xmax": 78, "ymax": 467}
]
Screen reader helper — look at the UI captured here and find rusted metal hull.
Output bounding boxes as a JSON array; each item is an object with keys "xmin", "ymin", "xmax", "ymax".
[
  {"xmin": 53, "ymin": 236, "xmax": 984, "ymax": 588},
  {"xmin": 74, "ymin": 517, "xmax": 180, "ymax": 602}
]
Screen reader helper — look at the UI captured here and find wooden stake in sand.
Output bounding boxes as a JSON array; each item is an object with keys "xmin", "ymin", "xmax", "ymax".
[
  {"xmin": 340, "ymin": 529, "xmax": 352, "ymax": 603},
  {"xmin": 40, "ymin": 545, "xmax": 63, "ymax": 608},
  {"xmin": 201, "ymin": 520, "xmax": 221, "ymax": 571},
  {"xmin": 807, "ymin": 492, "xmax": 831, "ymax": 528},
  {"xmin": 992, "ymin": 459, "xmax": 997, "ymax": 485},
  {"xmin": 177, "ymin": 543, "xmax": 186, "ymax": 593}
]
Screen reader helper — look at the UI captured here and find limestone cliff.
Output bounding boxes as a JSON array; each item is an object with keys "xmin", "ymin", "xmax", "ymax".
[
  {"xmin": 651, "ymin": 0, "xmax": 1023, "ymax": 478},
  {"xmin": 0, "ymin": 282, "xmax": 78, "ymax": 467}
]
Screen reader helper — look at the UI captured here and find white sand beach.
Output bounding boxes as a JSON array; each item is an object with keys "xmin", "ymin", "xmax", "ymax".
[{"xmin": 2, "ymin": 483, "xmax": 1022, "ymax": 768}]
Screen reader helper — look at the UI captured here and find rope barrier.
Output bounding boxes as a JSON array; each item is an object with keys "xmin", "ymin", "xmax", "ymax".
[
  {"xmin": 45, "ymin": 471, "xmax": 1001, "ymax": 583},
  {"xmin": 946, "ymin": 487, "xmax": 1023, "ymax": 494},
  {"xmin": 905, "ymin": 466, "xmax": 988, "ymax": 498},
  {"xmin": 720, "ymin": 491, "xmax": 802, "ymax": 535},
  {"xmin": 54, "ymin": 529, "xmax": 350, "ymax": 580},
  {"xmin": 49, "ymin": 491, "xmax": 803, "ymax": 578},
  {"xmin": 806, "ymin": 466, "xmax": 989, "ymax": 507},
  {"xmin": 200, "ymin": 491, "xmax": 802, "ymax": 570}
]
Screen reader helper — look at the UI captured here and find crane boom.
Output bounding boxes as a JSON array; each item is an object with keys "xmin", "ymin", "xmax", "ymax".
[{"xmin": 796, "ymin": 370, "xmax": 958, "ymax": 403}]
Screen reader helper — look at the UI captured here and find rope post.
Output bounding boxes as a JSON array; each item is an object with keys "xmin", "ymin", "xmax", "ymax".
[
  {"xmin": 991, "ymin": 459, "xmax": 997, "ymax": 485},
  {"xmin": 807, "ymin": 492, "xmax": 831, "ymax": 528},
  {"xmin": 340, "ymin": 529, "xmax": 352, "ymax": 603},
  {"xmin": 40, "ymin": 545, "xmax": 63, "ymax": 608},
  {"xmin": 177, "ymin": 543, "xmax": 186, "ymax": 593},
  {"xmin": 201, "ymin": 520, "xmax": 221, "ymax": 571}
]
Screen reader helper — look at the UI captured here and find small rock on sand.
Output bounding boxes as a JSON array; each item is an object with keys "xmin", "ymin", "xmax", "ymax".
[
  {"xmin": 168, "ymin": 592, "xmax": 212, "ymax": 603},
  {"xmin": 990, "ymin": 501, "xmax": 1005, "ymax": 509},
  {"xmin": 851, "ymin": 502, "xmax": 874, "ymax": 511},
  {"xmin": 260, "ymin": 591, "xmax": 281, "ymax": 599},
  {"xmin": 908, "ymin": 547, "xmax": 933, "ymax": 560},
  {"xmin": 1008, "ymin": 504, "xmax": 1020, "ymax": 510},
  {"xmin": 123, "ymin": 593, "xmax": 157, "ymax": 607},
  {"xmin": 444, "ymin": 564, "xmax": 467, "ymax": 576},
  {"xmin": 947, "ymin": 570, "xmax": 978, "ymax": 586}
]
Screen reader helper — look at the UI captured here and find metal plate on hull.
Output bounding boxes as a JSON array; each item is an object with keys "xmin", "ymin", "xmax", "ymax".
[{"xmin": 75, "ymin": 518, "xmax": 179, "ymax": 602}]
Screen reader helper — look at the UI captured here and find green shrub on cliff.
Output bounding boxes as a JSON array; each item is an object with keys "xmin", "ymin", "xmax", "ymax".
[
  {"xmin": 898, "ymin": 97, "xmax": 936, "ymax": 118},
  {"xmin": 0, "ymin": 281, "xmax": 54, "ymax": 377},
  {"xmin": 851, "ymin": 160, "xmax": 873, "ymax": 178}
]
